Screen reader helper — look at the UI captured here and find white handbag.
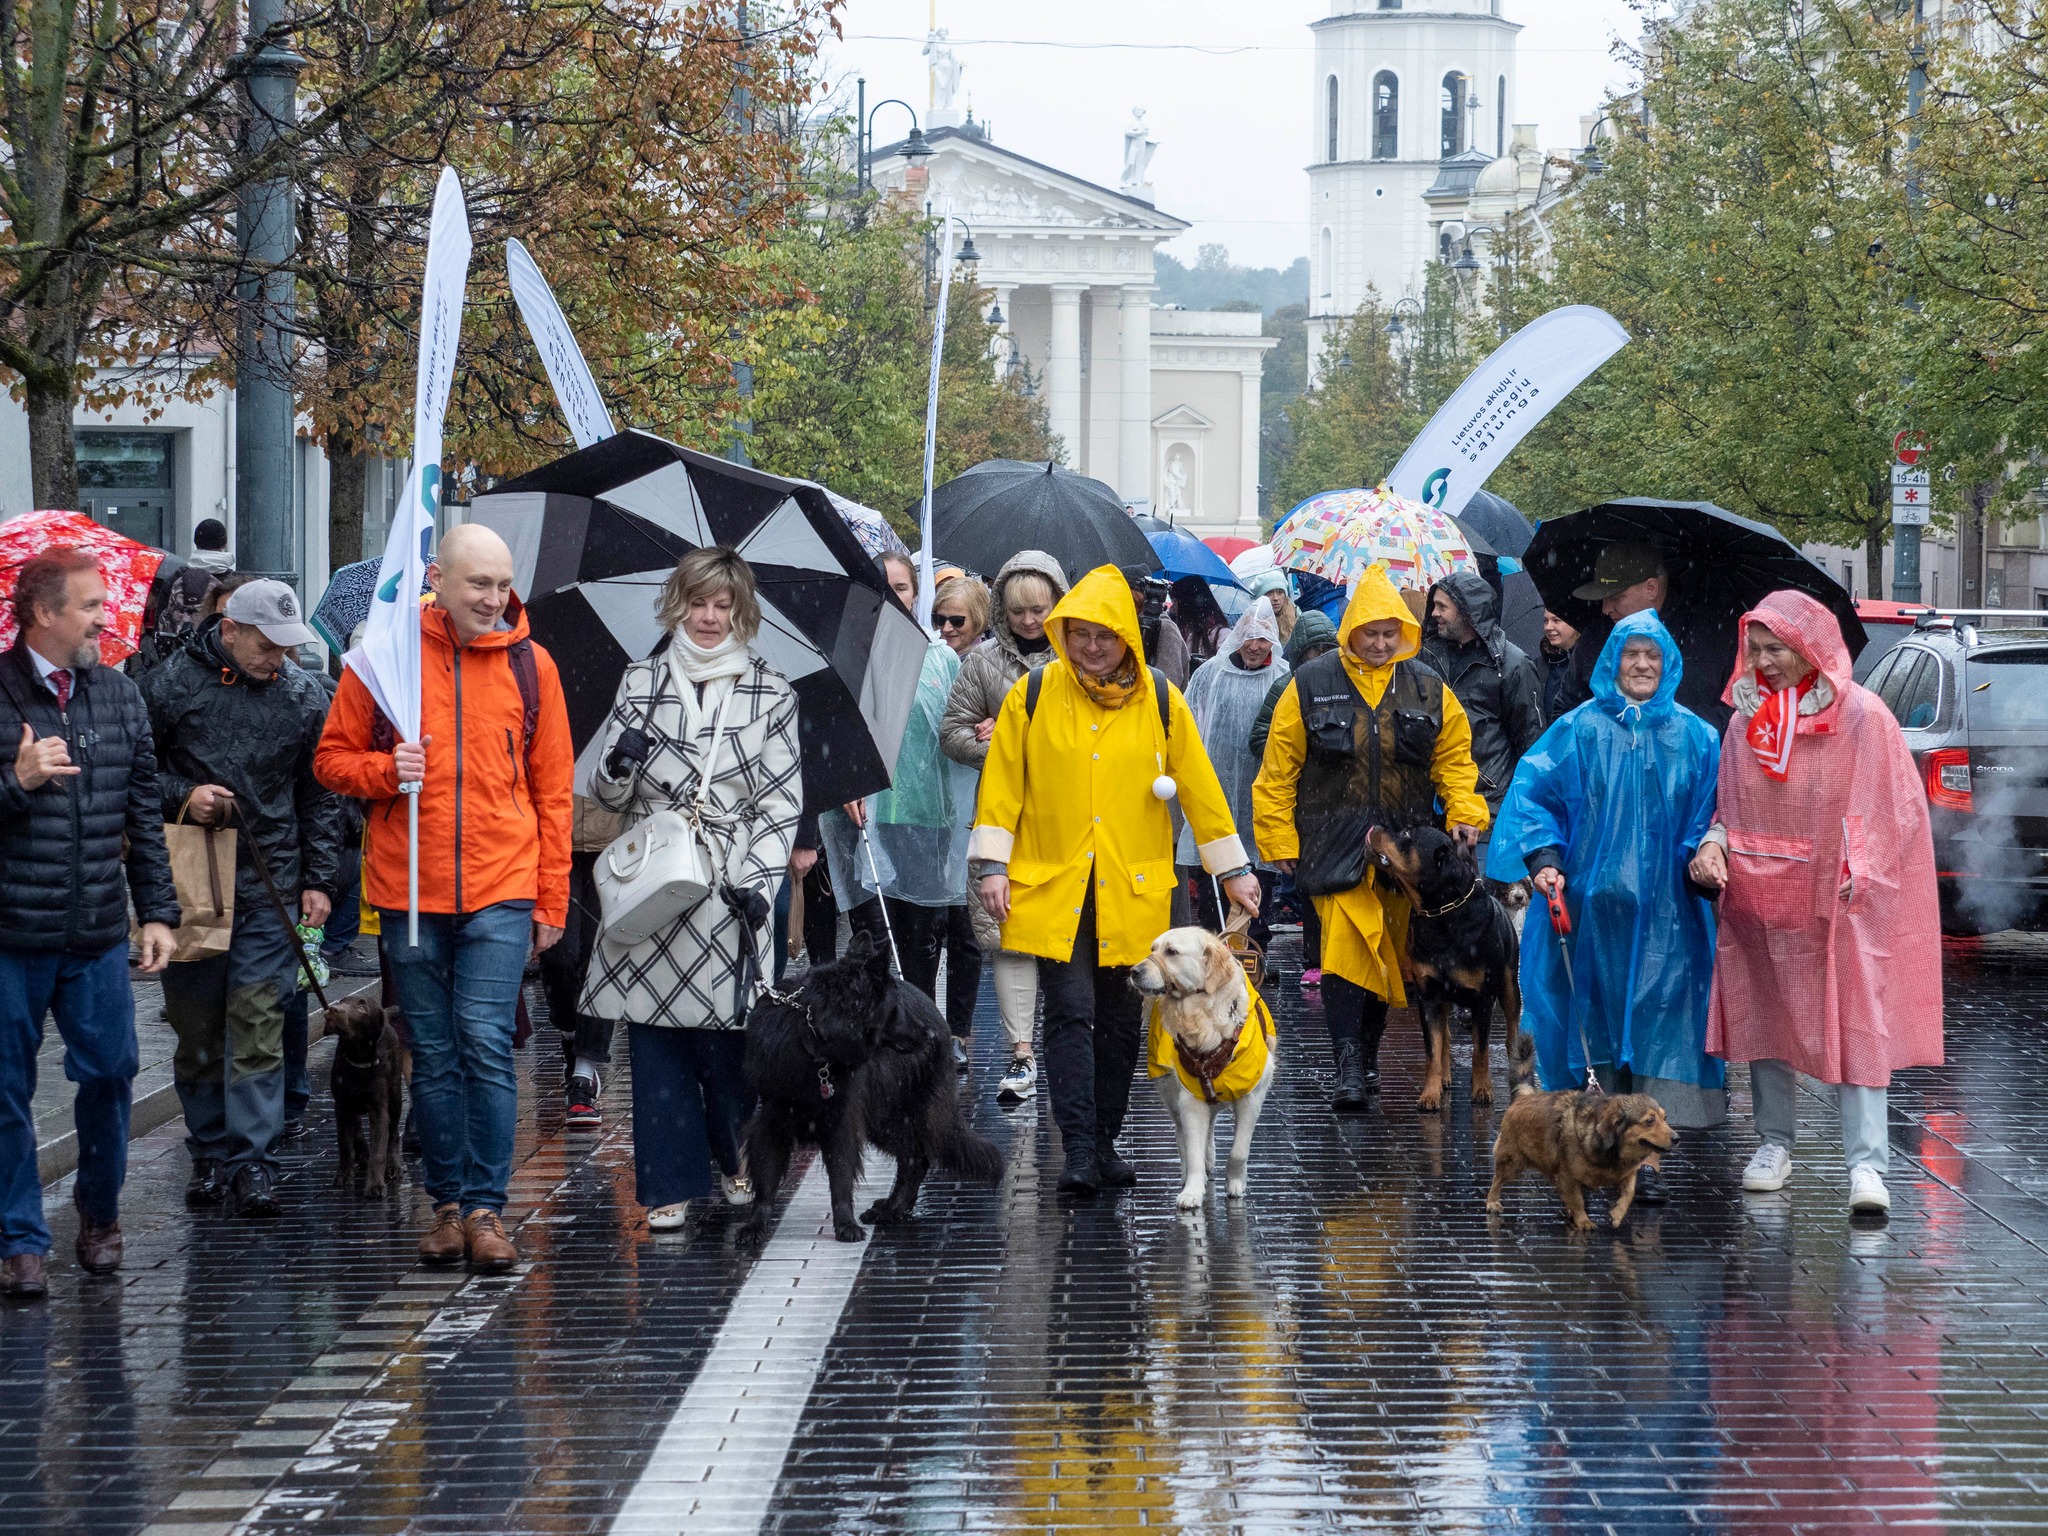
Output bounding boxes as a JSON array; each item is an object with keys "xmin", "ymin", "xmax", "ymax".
[{"xmin": 595, "ymin": 677, "xmax": 736, "ymax": 946}]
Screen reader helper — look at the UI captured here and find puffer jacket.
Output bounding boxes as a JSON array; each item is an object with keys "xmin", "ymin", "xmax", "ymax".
[
  {"xmin": 142, "ymin": 615, "xmax": 346, "ymax": 903},
  {"xmin": 1419, "ymin": 570, "xmax": 1546, "ymax": 809},
  {"xmin": 0, "ymin": 641, "xmax": 180, "ymax": 953},
  {"xmin": 940, "ymin": 549, "xmax": 1069, "ymax": 770}
]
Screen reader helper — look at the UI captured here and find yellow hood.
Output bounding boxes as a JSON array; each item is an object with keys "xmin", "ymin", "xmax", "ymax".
[
  {"xmin": 1048, "ymin": 563, "xmax": 1150, "ymax": 688},
  {"xmin": 1336, "ymin": 563, "xmax": 1421, "ymax": 693}
]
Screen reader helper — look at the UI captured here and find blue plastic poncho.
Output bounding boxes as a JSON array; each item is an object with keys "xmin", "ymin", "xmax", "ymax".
[{"xmin": 1484, "ymin": 611, "xmax": 1725, "ymax": 1123}]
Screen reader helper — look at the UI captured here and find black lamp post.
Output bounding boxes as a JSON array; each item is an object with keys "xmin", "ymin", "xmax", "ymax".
[
  {"xmin": 856, "ymin": 76, "xmax": 930, "ymax": 194},
  {"xmin": 924, "ymin": 213, "xmax": 980, "ymax": 302}
]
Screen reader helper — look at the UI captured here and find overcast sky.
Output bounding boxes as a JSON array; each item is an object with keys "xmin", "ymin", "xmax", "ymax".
[{"xmin": 820, "ymin": 1, "xmax": 1649, "ymax": 271}]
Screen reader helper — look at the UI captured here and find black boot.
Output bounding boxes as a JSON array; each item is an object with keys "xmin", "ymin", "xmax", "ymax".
[
  {"xmin": 227, "ymin": 1163, "xmax": 281, "ymax": 1219},
  {"xmin": 1332, "ymin": 1042, "xmax": 1371, "ymax": 1112},
  {"xmin": 184, "ymin": 1158, "xmax": 224, "ymax": 1209},
  {"xmin": 1633, "ymin": 1162, "xmax": 1669, "ymax": 1206},
  {"xmin": 1058, "ymin": 1143, "xmax": 1100, "ymax": 1197},
  {"xmin": 1096, "ymin": 1142, "xmax": 1137, "ymax": 1188}
]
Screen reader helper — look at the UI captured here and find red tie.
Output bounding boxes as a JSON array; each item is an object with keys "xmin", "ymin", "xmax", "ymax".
[{"xmin": 50, "ymin": 669, "xmax": 71, "ymax": 712}]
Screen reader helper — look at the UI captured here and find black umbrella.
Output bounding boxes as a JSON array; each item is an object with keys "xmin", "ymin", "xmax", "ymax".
[
  {"xmin": 1455, "ymin": 490, "xmax": 1535, "ymax": 559},
  {"xmin": 471, "ymin": 430, "xmax": 930, "ymax": 813},
  {"xmin": 1526, "ymin": 498, "xmax": 1866, "ymax": 725},
  {"xmin": 925, "ymin": 459, "xmax": 1159, "ymax": 581}
]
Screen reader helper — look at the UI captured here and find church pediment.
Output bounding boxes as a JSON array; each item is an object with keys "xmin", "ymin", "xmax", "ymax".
[
  {"xmin": 1152, "ymin": 404, "xmax": 1215, "ymax": 432},
  {"xmin": 874, "ymin": 129, "xmax": 1189, "ymax": 234}
]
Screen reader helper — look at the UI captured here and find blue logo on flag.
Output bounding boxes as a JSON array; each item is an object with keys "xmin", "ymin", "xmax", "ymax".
[{"xmin": 1422, "ymin": 468, "xmax": 1451, "ymax": 509}]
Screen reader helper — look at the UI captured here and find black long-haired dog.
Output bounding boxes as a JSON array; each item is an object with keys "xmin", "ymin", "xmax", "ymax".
[
  {"xmin": 744, "ymin": 932, "xmax": 1004, "ymax": 1242},
  {"xmin": 1368, "ymin": 823, "xmax": 1531, "ymax": 1111}
]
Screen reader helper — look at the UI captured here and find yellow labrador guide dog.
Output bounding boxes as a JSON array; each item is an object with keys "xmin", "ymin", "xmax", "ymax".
[{"xmin": 1131, "ymin": 924, "xmax": 1278, "ymax": 1209}]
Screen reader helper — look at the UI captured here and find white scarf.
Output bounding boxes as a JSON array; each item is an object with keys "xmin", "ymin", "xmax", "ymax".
[{"xmin": 665, "ymin": 627, "xmax": 751, "ymax": 729}]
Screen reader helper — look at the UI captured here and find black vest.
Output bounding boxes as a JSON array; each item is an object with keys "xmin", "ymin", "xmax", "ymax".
[{"xmin": 1290, "ymin": 650, "xmax": 1446, "ymax": 897}]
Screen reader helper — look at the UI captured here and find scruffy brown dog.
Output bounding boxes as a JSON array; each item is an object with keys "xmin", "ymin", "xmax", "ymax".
[
  {"xmin": 325, "ymin": 996, "xmax": 409, "ymax": 1199},
  {"xmin": 1486, "ymin": 1090, "xmax": 1674, "ymax": 1230}
]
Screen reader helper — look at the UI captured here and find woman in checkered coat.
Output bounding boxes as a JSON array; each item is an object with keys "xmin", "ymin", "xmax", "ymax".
[{"xmin": 581, "ymin": 548, "xmax": 803, "ymax": 1231}]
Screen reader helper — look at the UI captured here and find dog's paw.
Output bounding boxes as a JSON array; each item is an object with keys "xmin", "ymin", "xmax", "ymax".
[
  {"xmin": 331, "ymin": 1167, "xmax": 351, "ymax": 1189},
  {"xmin": 832, "ymin": 1218, "xmax": 868, "ymax": 1243},
  {"xmin": 1226, "ymin": 1178, "xmax": 1247, "ymax": 1199},
  {"xmin": 1175, "ymin": 1185, "xmax": 1205, "ymax": 1211},
  {"xmin": 1470, "ymin": 1081, "xmax": 1494, "ymax": 1106},
  {"xmin": 861, "ymin": 1200, "xmax": 909, "ymax": 1226},
  {"xmin": 1416, "ymin": 1091, "xmax": 1444, "ymax": 1113},
  {"xmin": 1485, "ymin": 1198, "xmax": 1504, "ymax": 1215},
  {"xmin": 363, "ymin": 1178, "xmax": 387, "ymax": 1200},
  {"xmin": 1569, "ymin": 1214, "xmax": 1595, "ymax": 1233}
]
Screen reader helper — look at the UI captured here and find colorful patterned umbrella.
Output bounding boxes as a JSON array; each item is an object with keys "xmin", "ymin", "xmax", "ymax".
[
  {"xmin": 1270, "ymin": 487, "xmax": 1478, "ymax": 593},
  {"xmin": 0, "ymin": 509, "xmax": 170, "ymax": 664},
  {"xmin": 822, "ymin": 489, "xmax": 911, "ymax": 561}
]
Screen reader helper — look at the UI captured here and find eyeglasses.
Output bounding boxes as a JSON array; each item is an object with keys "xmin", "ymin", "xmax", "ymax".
[{"xmin": 936, "ymin": 613, "xmax": 972, "ymax": 630}]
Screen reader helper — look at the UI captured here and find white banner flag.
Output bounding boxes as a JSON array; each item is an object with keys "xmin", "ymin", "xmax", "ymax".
[
  {"xmin": 1386, "ymin": 305, "xmax": 1629, "ymax": 521},
  {"xmin": 506, "ymin": 238, "xmax": 616, "ymax": 451},
  {"xmin": 347, "ymin": 165, "xmax": 473, "ymax": 743}
]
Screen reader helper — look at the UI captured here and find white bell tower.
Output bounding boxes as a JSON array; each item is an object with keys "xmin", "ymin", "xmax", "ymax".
[{"xmin": 1305, "ymin": 0, "xmax": 1521, "ymax": 382}]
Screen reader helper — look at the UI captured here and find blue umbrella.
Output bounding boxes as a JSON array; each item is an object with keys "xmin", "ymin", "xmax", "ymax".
[{"xmin": 1144, "ymin": 528, "xmax": 1245, "ymax": 591}]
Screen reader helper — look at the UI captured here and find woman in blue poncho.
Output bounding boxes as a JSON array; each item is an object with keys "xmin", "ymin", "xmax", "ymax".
[{"xmin": 1485, "ymin": 611, "xmax": 1724, "ymax": 1198}]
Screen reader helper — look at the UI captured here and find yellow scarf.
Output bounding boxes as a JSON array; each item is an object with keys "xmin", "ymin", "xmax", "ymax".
[{"xmin": 1074, "ymin": 652, "xmax": 1142, "ymax": 710}]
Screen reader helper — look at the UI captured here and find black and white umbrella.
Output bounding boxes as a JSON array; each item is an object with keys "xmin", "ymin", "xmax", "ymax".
[{"xmin": 470, "ymin": 431, "xmax": 929, "ymax": 812}]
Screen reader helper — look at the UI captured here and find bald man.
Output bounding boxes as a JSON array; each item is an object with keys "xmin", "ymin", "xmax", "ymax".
[{"xmin": 317, "ymin": 521, "xmax": 573, "ymax": 1272}]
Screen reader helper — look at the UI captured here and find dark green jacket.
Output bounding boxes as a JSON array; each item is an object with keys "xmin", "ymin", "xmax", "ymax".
[{"xmin": 1248, "ymin": 610, "xmax": 1338, "ymax": 762}]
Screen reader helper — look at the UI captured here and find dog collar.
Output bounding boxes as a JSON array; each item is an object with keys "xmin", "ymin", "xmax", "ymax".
[
  {"xmin": 1414, "ymin": 878, "xmax": 1482, "ymax": 920},
  {"xmin": 768, "ymin": 983, "xmax": 839, "ymax": 1102}
]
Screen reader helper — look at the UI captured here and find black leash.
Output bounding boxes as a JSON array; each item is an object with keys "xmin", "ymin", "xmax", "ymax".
[{"xmin": 227, "ymin": 802, "xmax": 332, "ymax": 1014}]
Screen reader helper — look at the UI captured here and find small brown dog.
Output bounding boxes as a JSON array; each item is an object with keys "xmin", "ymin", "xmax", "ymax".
[
  {"xmin": 1486, "ymin": 1090, "xmax": 1674, "ymax": 1230},
  {"xmin": 325, "ymin": 996, "xmax": 410, "ymax": 1199}
]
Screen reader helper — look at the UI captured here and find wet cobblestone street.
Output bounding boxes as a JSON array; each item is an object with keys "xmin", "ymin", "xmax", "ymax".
[{"xmin": 8, "ymin": 931, "xmax": 2048, "ymax": 1534}]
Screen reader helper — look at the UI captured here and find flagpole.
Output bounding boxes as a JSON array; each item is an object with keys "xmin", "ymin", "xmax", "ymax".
[
  {"xmin": 916, "ymin": 205, "xmax": 956, "ymax": 632},
  {"xmin": 406, "ymin": 788, "xmax": 420, "ymax": 947}
]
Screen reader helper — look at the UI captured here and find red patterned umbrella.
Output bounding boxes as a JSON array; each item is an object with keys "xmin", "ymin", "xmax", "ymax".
[
  {"xmin": 0, "ymin": 510, "xmax": 170, "ymax": 664},
  {"xmin": 1202, "ymin": 535, "xmax": 1260, "ymax": 563}
]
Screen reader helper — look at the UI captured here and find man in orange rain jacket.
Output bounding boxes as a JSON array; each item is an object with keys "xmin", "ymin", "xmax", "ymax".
[{"xmin": 317, "ymin": 523, "xmax": 572, "ymax": 1273}]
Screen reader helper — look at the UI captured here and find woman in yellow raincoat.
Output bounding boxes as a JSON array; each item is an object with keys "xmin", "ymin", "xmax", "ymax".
[
  {"xmin": 970, "ymin": 566, "xmax": 1262, "ymax": 1196},
  {"xmin": 1252, "ymin": 565, "xmax": 1488, "ymax": 1110}
]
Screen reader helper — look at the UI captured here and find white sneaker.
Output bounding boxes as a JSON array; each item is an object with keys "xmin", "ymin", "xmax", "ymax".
[
  {"xmin": 720, "ymin": 1172, "xmax": 755, "ymax": 1207},
  {"xmin": 996, "ymin": 1055, "xmax": 1037, "ymax": 1106},
  {"xmin": 647, "ymin": 1202, "xmax": 690, "ymax": 1231},
  {"xmin": 1848, "ymin": 1165, "xmax": 1891, "ymax": 1215},
  {"xmin": 1742, "ymin": 1143, "xmax": 1793, "ymax": 1192}
]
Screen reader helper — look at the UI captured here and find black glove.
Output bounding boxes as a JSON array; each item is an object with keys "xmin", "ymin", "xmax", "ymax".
[
  {"xmin": 604, "ymin": 727, "xmax": 651, "ymax": 780},
  {"xmin": 721, "ymin": 884, "xmax": 771, "ymax": 928}
]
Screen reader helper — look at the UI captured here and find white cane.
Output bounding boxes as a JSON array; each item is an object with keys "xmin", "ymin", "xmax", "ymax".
[{"xmin": 858, "ymin": 821, "xmax": 905, "ymax": 977}]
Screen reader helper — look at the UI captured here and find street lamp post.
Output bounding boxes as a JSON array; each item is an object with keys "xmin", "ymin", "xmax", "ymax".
[
  {"xmin": 1893, "ymin": 0, "xmax": 1928, "ymax": 602},
  {"xmin": 924, "ymin": 213, "xmax": 980, "ymax": 305},
  {"xmin": 234, "ymin": 0, "xmax": 304, "ymax": 588},
  {"xmin": 855, "ymin": 77, "xmax": 930, "ymax": 196}
]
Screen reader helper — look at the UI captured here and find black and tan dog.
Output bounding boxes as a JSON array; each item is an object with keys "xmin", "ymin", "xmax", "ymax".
[
  {"xmin": 1487, "ymin": 1090, "xmax": 1674, "ymax": 1230},
  {"xmin": 325, "ymin": 996, "xmax": 409, "ymax": 1199},
  {"xmin": 1367, "ymin": 824, "xmax": 1529, "ymax": 1111}
]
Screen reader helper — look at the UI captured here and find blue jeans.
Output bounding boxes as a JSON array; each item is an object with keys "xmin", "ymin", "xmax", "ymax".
[
  {"xmin": 322, "ymin": 848, "xmax": 362, "ymax": 958},
  {"xmin": 0, "ymin": 943, "xmax": 136, "ymax": 1258},
  {"xmin": 628, "ymin": 1025, "xmax": 750, "ymax": 1208},
  {"xmin": 379, "ymin": 902, "xmax": 532, "ymax": 1213},
  {"xmin": 161, "ymin": 897, "xmax": 297, "ymax": 1175}
]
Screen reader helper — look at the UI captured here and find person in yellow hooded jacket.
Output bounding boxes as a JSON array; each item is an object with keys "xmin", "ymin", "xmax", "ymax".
[
  {"xmin": 969, "ymin": 566, "xmax": 1262, "ymax": 1196},
  {"xmin": 1252, "ymin": 565, "xmax": 1489, "ymax": 1110}
]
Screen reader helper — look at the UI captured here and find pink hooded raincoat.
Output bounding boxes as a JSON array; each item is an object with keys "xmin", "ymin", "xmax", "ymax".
[{"xmin": 1705, "ymin": 591, "xmax": 1943, "ymax": 1087}]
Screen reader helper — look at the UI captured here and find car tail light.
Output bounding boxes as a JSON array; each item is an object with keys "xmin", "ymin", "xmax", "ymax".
[{"xmin": 1926, "ymin": 748, "xmax": 1973, "ymax": 812}]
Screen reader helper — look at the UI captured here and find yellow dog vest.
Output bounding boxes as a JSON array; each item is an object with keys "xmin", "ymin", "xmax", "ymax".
[{"xmin": 1146, "ymin": 990, "xmax": 1276, "ymax": 1104}]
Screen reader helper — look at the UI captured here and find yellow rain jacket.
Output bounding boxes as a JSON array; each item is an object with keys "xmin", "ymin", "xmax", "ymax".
[
  {"xmin": 1251, "ymin": 566, "xmax": 1489, "ymax": 1005},
  {"xmin": 1146, "ymin": 990, "xmax": 1277, "ymax": 1104},
  {"xmin": 968, "ymin": 566, "xmax": 1248, "ymax": 967}
]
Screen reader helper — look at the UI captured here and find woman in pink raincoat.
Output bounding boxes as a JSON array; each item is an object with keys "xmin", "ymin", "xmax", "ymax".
[{"xmin": 1689, "ymin": 590, "xmax": 1942, "ymax": 1216}]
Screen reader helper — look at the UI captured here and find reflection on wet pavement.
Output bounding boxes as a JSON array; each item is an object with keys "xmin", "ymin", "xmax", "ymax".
[{"xmin": 3, "ymin": 933, "xmax": 2047, "ymax": 1533}]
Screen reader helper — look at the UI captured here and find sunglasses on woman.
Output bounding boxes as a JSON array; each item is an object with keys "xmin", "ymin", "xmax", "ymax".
[{"xmin": 936, "ymin": 613, "xmax": 972, "ymax": 630}]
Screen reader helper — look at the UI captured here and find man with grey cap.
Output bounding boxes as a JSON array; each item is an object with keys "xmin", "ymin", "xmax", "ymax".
[{"xmin": 142, "ymin": 578, "xmax": 345, "ymax": 1217}]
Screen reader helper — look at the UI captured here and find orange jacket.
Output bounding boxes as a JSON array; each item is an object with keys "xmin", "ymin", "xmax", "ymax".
[{"xmin": 315, "ymin": 601, "xmax": 573, "ymax": 927}]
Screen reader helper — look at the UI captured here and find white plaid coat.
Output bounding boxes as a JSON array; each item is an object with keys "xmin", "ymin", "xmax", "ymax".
[{"xmin": 579, "ymin": 651, "xmax": 803, "ymax": 1028}]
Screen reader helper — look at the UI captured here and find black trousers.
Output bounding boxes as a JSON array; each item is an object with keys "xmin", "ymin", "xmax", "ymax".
[
  {"xmin": 886, "ymin": 900, "xmax": 981, "ymax": 1038},
  {"xmin": 1036, "ymin": 891, "xmax": 1143, "ymax": 1155},
  {"xmin": 537, "ymin": 850, "xmax": 616, "ymax": 1077},
  {"xmin": 1322, "ymin": 974, "xmax": 1389, "ymax": 1060},
  {"xmin": 800, "ymin": 863, "xmax": 889, "ymax": 965}
]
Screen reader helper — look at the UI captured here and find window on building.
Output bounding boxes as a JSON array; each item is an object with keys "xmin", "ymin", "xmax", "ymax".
[
  {"xmin": 1842, "ymin": 560, "xmax": 1856, "ymax": 598},
  {"xmin": 1441, "ymin": 73, "xmax": 1466, "ymax": 158},
  {"xmin": 1497, "ymin": 75, "xmax": 1507, "ymax": 156},
  {"xmin": 1319, "ymin": 227, "xmax": 1333, "ymax": 299},
  {"xmin": 1373, "ymin": 72, "xmax": 1399, "ymax": 159},
  {"xmin": 1378, "ymin": 0, "xmax": 1400, "ymax": 9},
  {"xmin": 77, "ymin": 430, "xmax": 175, "ymax": 552},
  {"xmin": 1326, "ymin": 76, "xmax": 1340, "ymax": 162}
]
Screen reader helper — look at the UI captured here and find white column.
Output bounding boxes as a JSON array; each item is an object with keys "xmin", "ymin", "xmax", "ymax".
[
  {"xmin": 1239, "ymin": 368, "xmax": 1263, "ymax": 537},
  {"xmin": 1119, "ymin": 285, "xmax": 1154, "ymax": 504},
  {"xmin": 1047, "ymin": 284, "xmax": 1085, "ymax": 465}
]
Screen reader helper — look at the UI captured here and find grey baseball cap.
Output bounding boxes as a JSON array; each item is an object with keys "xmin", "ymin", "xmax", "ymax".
[{"xmin": 223, "ymin": 579, "xmax": 318, "ymax": 647}]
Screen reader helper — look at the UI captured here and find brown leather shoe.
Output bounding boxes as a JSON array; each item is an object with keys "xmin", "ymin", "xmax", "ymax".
[
  {"xmin": 418, "ymin": 1203, "xmax": 466, "ymax": 1266},
  {"xmin": 74, "ymin": 1215, "xmax": 122, "ymax": 1276},
  {"xmin": 463, "ymin": 1209, "xmax": 516, "ymax": 1273},
  {"xmin": 2, "ymin": 1252, "xmax": 47, "ymax": 1298}
]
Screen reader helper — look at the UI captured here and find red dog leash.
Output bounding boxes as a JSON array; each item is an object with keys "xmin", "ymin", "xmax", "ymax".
[{"xmin": 1546, "ymin": 884, "xmax": 1602, "ymax": 1096}]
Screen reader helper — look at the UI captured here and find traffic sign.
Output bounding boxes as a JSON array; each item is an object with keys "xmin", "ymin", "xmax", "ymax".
[
  {"xmin": 1892, "ymin": 503, "xmax": 1930, "ymax": 527},
  {"xmin": 1894, "ymin": 429, "xmax": 1930, "ymax": 465},
  {"xmin": 1892, "ymin": 465, "xmax": 1930, "ymax": 489}
]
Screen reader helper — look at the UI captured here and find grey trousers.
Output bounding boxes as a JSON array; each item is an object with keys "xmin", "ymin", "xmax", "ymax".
[{"xmin": 1750, "ymin": 1059, "xmax": 1889, "ymax": 1174}]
